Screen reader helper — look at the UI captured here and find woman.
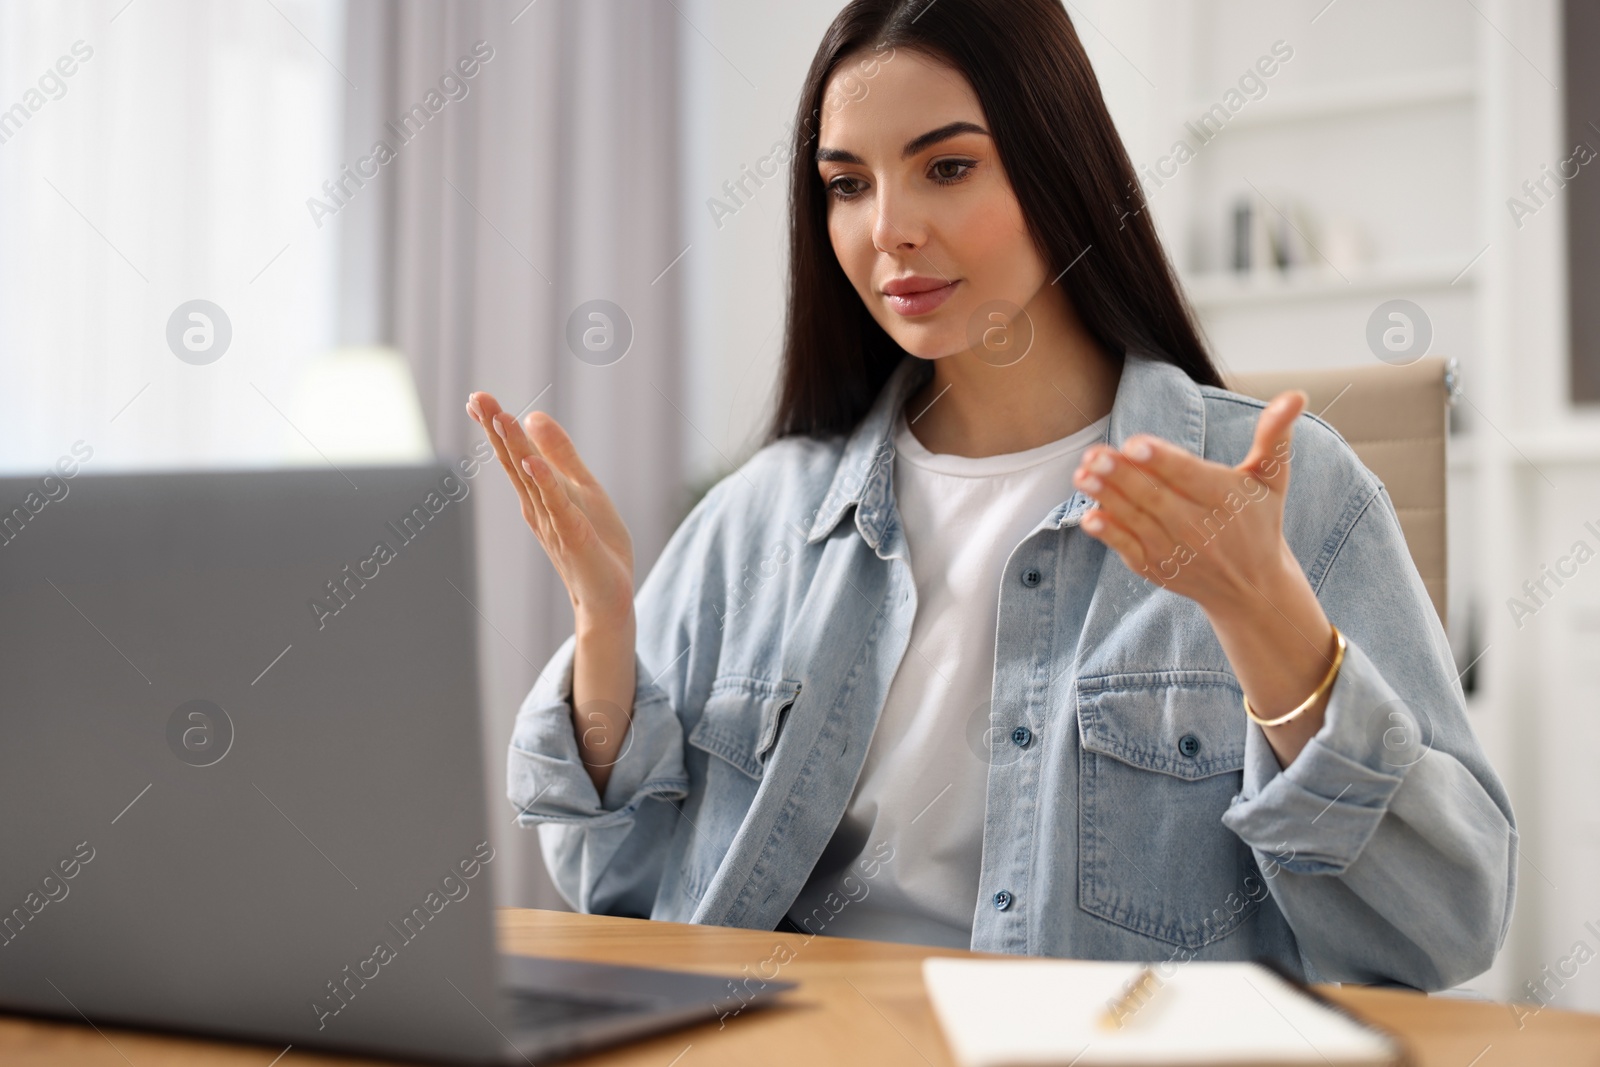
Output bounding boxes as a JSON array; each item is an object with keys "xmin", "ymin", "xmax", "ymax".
[{"xmin": 469, "ymin": 0, "xmax": 1514, "ymax": 989}]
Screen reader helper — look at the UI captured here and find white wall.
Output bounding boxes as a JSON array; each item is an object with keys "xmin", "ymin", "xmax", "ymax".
[
  {"xmin": 678, "ymin": 0, "xmax": 845, "ymax": 485},
  {"xmin": 1470, "ymin": 0, "xmax": 1600, "ymax": 1015}
]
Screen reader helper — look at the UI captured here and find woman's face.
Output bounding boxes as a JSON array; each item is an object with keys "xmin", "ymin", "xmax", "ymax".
[{"xmin": 816, "ymin": 47, "xmax": 1049, "ymax": 361}]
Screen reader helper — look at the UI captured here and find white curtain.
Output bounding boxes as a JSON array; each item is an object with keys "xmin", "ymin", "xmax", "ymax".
[
  {"xmin": 0, "ymin": 0, "xmax": 344, "ymax": 472},
  {"xmin": 339, "ymin": 0, "xmax": 686, "ymax": 909}
]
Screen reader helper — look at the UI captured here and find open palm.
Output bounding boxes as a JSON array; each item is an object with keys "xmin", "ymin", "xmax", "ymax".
[{"xmin": 466, "ymin": 391, "xmax": 635, "ymax": 628}]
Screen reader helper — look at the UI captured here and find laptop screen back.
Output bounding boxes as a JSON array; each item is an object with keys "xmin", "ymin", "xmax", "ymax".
[{"xmin": 0, "ymin": 466, "xmax": 510, "ymax": 1063}]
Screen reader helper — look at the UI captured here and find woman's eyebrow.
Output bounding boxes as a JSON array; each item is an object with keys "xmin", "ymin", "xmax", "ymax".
[{"xmin": 815, "ymin": 120, "xmax": 990, "ymax": 165}]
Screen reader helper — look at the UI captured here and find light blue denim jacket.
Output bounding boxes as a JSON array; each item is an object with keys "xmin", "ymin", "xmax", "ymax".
[{"xmin": 507, "ymin": 349, "xmax": 1516, "ymax": 990}]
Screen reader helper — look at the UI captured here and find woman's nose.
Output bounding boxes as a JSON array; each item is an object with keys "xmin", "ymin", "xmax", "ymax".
[{"xmin": 871, "ymin": 186, "xmax": 928, "ymax": 253}]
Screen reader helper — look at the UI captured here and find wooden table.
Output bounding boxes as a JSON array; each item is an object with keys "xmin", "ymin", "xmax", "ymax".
[{"xmin": 2, "ymin": 908, "xmax": 1596, "ymax": 1065}]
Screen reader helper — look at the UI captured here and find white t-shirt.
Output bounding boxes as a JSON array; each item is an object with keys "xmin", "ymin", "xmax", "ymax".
[{"xmin": 784, "ymin": 405, "xmax": 1110, "ymax": 948}]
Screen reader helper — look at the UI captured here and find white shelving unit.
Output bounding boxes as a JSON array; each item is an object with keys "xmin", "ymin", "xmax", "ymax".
[
  {"xmin": 1184, "ymin": 256, "xmax": 1475, "ymax": 309},
  {"xmin": 1152, "ymin": 0, "xmax": 1490, "ymax": 671},
  {"xmin": 1179, "ymin": 65, "xmax": 1476, "ymax": 131}
]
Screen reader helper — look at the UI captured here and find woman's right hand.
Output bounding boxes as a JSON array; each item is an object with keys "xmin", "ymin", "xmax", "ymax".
[{"xmin": 466, "ymin": 391, "xmax": 635, "ymax": 629}]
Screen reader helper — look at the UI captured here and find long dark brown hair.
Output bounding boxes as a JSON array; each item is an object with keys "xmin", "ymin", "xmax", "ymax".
[{"xmin": 766, "ymin": 0, "xmax": 1223, "ymax": 444}]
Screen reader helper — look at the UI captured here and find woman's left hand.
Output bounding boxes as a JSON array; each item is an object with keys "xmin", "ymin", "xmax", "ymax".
[
  {"xmin": 1071, "ymin": 390, "xmax": 1341, "ymax": 766},
  {"xmin": 1071, "ymin": 390, "xmax": 1305, "ymax": 610}
]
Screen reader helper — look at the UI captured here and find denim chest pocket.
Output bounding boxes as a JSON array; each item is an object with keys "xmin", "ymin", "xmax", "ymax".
[
  {"xmin": 685, "ymin": 674, "xmax": 802, "ymax": 778},
  {"xmin": 1077, "ymin": 672, "xmax": 1259, "ymax": 949},
  {"xmin": 677, "ymin": 674, "xmax": 802, "ymax": 901}
]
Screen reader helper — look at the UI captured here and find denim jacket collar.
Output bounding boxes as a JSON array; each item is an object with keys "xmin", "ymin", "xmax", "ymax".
[{"xmin": 805, "ymin": 346, "xmax": 1209, "ymax": 549}]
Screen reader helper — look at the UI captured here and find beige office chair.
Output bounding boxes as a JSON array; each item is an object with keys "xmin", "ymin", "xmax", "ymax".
[{"xmin": 1228, "ymin": 357, "xmax": 1456, "ymax": 626}]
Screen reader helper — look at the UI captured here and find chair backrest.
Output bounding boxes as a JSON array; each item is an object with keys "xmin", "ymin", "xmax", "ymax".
[{"xmin": 1228, "ymin": 357, "xmax": 1452, "ymax": 626}]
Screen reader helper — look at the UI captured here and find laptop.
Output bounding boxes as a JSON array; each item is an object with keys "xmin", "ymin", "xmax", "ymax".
[{"xmin": 0, "ymin": 465, "xmax": 791, "ymax": 1063}]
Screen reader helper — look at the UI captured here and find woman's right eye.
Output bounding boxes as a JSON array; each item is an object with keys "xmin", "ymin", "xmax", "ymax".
[{"xmin": 826, "ymin": 176, "xmax": 864, "ymax": 201}]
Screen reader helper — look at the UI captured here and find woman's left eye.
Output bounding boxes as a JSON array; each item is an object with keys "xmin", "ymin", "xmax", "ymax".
[{"xmin": 930, "ymin": 159, "xmax": 975, "ymax": 184}]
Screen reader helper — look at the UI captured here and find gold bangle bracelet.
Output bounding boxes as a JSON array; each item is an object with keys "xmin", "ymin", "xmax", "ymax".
[{"xmin": 1242, "ymin": 625, "xmax": 1347, "ymax": 727}]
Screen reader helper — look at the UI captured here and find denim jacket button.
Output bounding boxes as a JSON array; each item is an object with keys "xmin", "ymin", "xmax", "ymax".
[
  {"xmin": 993, "ymin": 889, "xmax": 1014, "ymax": 911},
  {"xmin": 1178, "ymin": 733, "xmax": 1201, "ymax": 758},
  {"xmin": 1011, "ymin": 725, "xmax": 1032, "ymax": 748},
  {"xmin": 1020, "ymin": 566, "xmax": 1042, "ymax": 587}
]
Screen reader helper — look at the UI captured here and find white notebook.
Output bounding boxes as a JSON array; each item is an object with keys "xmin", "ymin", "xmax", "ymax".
[{"xmin": 923, "ymin": 958, "xmax": 1401, "ymax": 1066}]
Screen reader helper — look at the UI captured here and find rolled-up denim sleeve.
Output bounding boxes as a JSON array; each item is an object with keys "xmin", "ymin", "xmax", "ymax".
[
  {"xmin": 505, "ymin": 637, "xmax": 690, "ymax": 915},
  {"xmin": 1220, "ymin": 486, "xmax": 1517, "ymax": 991},
  {"xmin": 507, "ymin": 635, "xmax": 689, "ymax": 826}
]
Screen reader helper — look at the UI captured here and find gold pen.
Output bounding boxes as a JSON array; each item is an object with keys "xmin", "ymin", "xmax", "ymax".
[{"xmin": 1097, "ymin": 964, "xmax": 1159, "ymax": 1031}]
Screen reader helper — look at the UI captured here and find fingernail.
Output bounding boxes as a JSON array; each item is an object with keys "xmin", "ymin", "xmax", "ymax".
[
  {"xmin": 1127, "ymin": 439, "xmax": 1153, "ymax": 461},
  {"xmin": 521, "ymin": 456, "xmax": 536, "ymax": 476},
  {"xmin": 1089, "ymin": 452, "xmax": 1114, "ymax": 475},
  {"xmin": 1084, "ymin": 512, "xmax": 1103, "ymax": 531},
  {"xmin": 467, "ymin": 402, "xmax": 481, "ymax": 420},
  {"xmin": 493, "ymin": 415, "xmax": 508, "ymax": 437},
  {"xmin": 1080, "ymin": 474, "xmax": 1102, "ymax": 492}
]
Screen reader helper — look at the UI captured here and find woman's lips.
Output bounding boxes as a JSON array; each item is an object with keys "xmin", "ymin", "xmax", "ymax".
[{"xmin": 885, "ymin": 279, "xmax": 960, "ymax": 317}]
